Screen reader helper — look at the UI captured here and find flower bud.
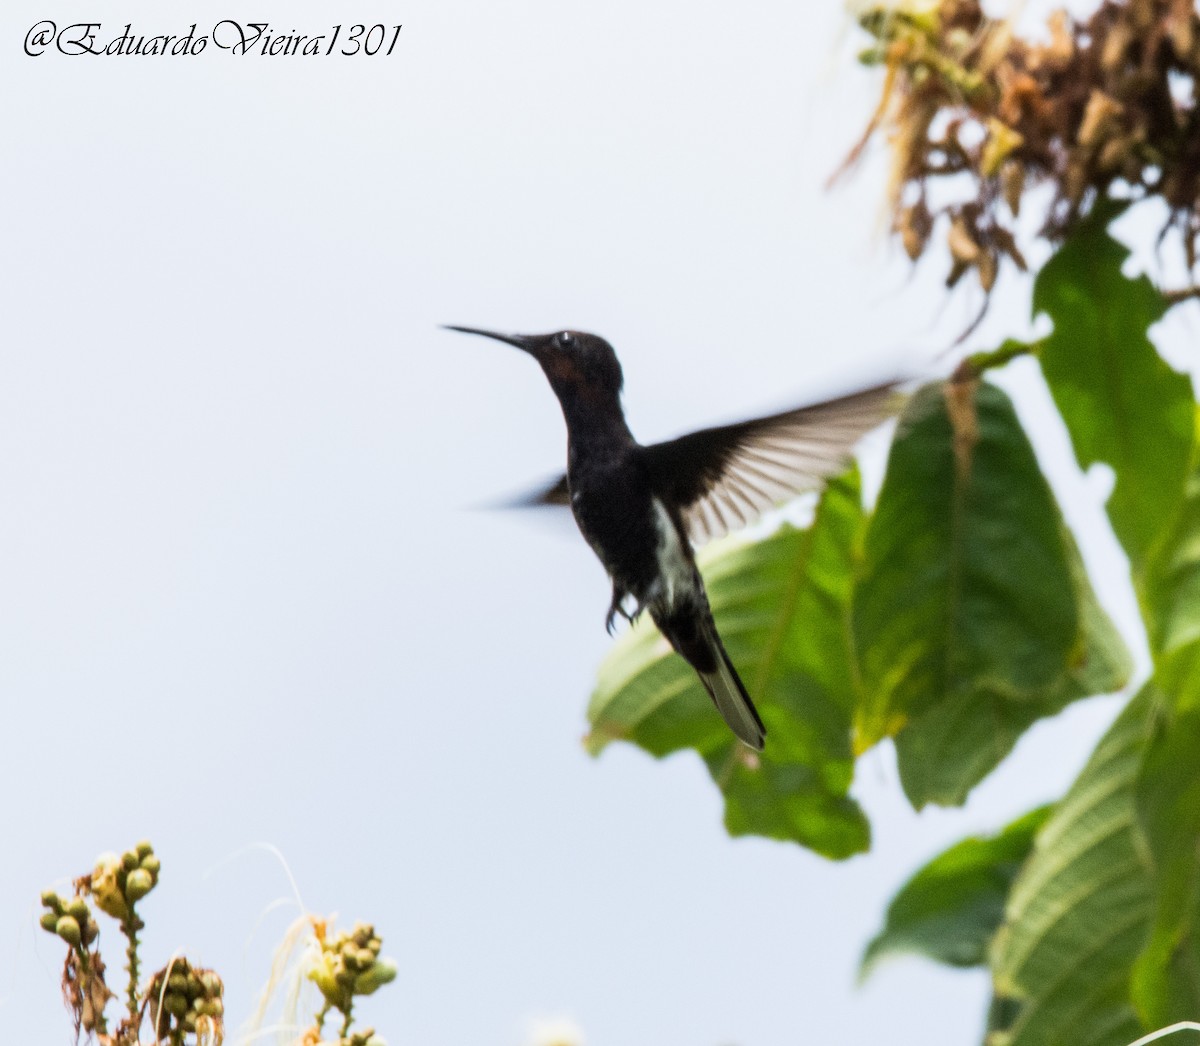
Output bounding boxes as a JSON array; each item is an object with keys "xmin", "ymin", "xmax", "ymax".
[
  {"xmin": 39, "ymin": 912, "xmax": 59, "ymax": 932},
  {"xmin": 125, "ymin": 868, "xmax": 154, "ymax": 902},
  {"xmin": 55, "ymin": 915, "xmax": 82, "ymax": 947},
  {"xmin": 66, "ymin": 897, "xmax": 90, "ymax": 921},
  {"xmin": 354, "ymin": 957, "xmax": 398, "ymax": 996}
]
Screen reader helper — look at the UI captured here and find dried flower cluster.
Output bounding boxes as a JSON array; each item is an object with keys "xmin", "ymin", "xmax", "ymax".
[
  {"xmin": 850, "ymin": 0, "xmax": 1200, "ymax": 289},
  {"xmin": 40, "ymin": 844, "xmax": 401, "ymax": 1046},
  {"xmin": 145, "ymin": 960, "xmax": 225, "ymax": 1046},
  {"xmin": 305, "ymin": 920, "xmax": 396, "ymax": 1045}
]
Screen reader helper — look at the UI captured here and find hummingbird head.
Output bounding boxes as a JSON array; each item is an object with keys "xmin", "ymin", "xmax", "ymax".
[{"xmin": 444, "ymin": 326, "xmax": 624, "ymax": 403}]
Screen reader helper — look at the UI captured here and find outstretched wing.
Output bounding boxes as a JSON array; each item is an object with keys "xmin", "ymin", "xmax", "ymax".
[{"xmin": 642, "ymin": 381, "xmax": 902, "ymax": 545}]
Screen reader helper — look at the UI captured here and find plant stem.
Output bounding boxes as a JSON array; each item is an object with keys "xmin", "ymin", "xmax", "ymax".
[
  {"xmin": 121, "ymin": 916, "xmax": 141, "ymax": 1025},
  {"xmin": 964, "ymin": 337, "xmax": 1040, "ymax": 376}
]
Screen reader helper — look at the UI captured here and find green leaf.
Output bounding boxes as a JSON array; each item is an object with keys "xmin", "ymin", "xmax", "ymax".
[
  {"xmin": 989, "ymin": 687, "xmax": 1158, "ymax": 1046},
  {"xmin": 893, "ymin": 524, "xmax": 1131, "ymax": 807},
  {"xmin": 1034, "ymin": 217, "xmax": 1193, "ymax": 574},
  {"xmin": 1143, "ymin": 420, "xmax": 1200, "ymax": 659},
  {"xmin": 861, "ymin": 805, "xmax": 1052, "ymax": 978},
  {"xmin": 587, "ymin": 471, "xmax": 870, "ymax": 856},
  {"xmin": 853, "ymin": 379, "xmax": 1130, "ymax": 807},
  {"xmin": 1132, "ymin": 644, "xmax": 1200, "ymax": 1029}
]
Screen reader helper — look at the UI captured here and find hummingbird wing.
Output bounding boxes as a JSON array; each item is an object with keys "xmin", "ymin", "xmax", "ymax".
[
  {"xmin": 492, "ymin": 474, "xmax": 571, "ymax": 509},
  {"xmin": 642, "ymin": 381, "xmax": 902, "ymax": 545}
]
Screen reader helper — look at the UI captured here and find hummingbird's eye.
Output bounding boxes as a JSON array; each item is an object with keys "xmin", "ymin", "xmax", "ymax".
[{"xmin": 557, "ymin": 331, "xmax": 575, "ymax": 349}]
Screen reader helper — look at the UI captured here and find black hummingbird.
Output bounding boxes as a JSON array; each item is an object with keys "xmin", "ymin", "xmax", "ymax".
[{"xmin": 446, "ymin": 326, "xmax": 898, "ymax": 750}]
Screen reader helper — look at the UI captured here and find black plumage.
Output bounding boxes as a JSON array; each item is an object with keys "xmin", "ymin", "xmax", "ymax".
[{"xmin": 447, "ymin": 325, "xmax": 899, "ymax": 750}]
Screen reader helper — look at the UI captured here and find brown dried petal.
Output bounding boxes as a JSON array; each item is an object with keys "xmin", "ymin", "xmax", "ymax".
[
  {"xmin": 977, "ymin": 249, "xmax": 999, "ymax": 292},
  {"xmin": 1042, "ymin": 10, "xmax": 1075, "ymax": 69},
  {"xmin": 898, "ymin": 201, "xmax": 933, "ymax": 260},
  {"xmin": 1000, "ymin": 159, "xmax": 1025, "ymax": 216},
  {"xmin": 1097, "ymin": 135, "xmax": 1135, "ymax": 173},
  {"xmin": 981, "ymin": 118, "xmax": 1025, "ymax": 177},
  {"xmin": 947, "ymin": 215, "xmax": 982, "ymax": 265},
  {"xmin": 1078, "ymin": 90, "xmax": 1124, "ymax": 151},
  {"xmin": 1101, "ymin": 20, "xmax": 1135, "ymax": 75},
  {"xmin": 1165, "ymin": 0, "xmax": 1196, "ymax": 60}
]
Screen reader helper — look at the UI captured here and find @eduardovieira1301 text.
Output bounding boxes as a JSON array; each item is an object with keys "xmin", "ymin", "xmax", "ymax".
[{"xmin": 24, "ymin": 22, "xmax": 403, "ymax": 57}]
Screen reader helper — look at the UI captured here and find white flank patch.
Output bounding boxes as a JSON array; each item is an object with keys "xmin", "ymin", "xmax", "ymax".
[{"xmin": 651, "ymin": 498, "xmax": 695, "ymax": 609}]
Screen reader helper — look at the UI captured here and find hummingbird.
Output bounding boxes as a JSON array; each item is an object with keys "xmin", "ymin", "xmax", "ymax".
[{"xmin": 446, "ymin": 326, "xmax": 899, "ymax": 750}]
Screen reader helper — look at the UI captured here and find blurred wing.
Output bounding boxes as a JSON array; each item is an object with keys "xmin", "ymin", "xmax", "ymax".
[
  {"xmin": 493, "ymin": 473, "xmax": 571, "ymax": 509},
  {"xmin": 643, "ymin": 381, "xmax": 902, "ymax": 545}
]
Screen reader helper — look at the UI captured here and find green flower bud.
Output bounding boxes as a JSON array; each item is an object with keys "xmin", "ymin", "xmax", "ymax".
[
  {"xmin": 135, "ymin": 840, "xmax": 154, "ymax": 859},
  {"xmin": 199, "ymin": 971, "xmax": 222, "ymax": 996},
  {"xmin": 197, "ymin": 998, "xmax": 225, "ymax": 1018},
  {"xmin": 40, "ymin": 890, "xmax": 61, "ymax": 911},
  {"xmin": 164, "ymin": 992, "xmax": 188, "ymax": 1018},
  {"xmin": 125, "ymin": 868, "xmax": 154, "ymax": 901},
  {"xmin": 122, "ymin": 850, "xmax": 139, "ymax": 872},
  {"xmin": 83, "ymin": 917, "xmax": 100, "ymax": 945},
  {"xmin": 66, "ymin": 897, "xmax": 90, "ymax": 921},
  {"xmin": 168, "ymin": 973, "xmax": 189, "ymax": 993},
  {"xmin": 140, "ymin": 854, "xmax": 161, "ymax": 876},
  {"xmin": 353, "ymin": 957, "xmax": 397, "ymax": 996},
  {"xmin": 55, "ymin": 915, "xmax": 82, "ymax": 947},
  {"xmin": 39, "ymin": 912, "xmax": 59, "ymax": 932},
  {"xmin": 356, "ymin": 948, "xmax": 376, "ymax": 969}
]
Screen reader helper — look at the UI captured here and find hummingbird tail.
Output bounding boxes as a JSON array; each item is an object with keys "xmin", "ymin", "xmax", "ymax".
[
  {"xmin": 697, "ymin": 634, "xmax": 766, "ymax": 751},
  {"xmin": 653, "ymin": 602, "xmax": 767, "ymax": 750}
]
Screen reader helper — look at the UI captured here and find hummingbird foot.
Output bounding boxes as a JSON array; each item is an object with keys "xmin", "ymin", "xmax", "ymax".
[{"xmin": 605, "ymin": 591, "xmax": 637, "ymax": 635}]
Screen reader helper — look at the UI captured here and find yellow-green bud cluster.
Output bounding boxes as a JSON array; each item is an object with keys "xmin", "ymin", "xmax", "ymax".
[
  {"xmin": 90, "ymin": 841, "xmax": 160, "ymax": 921},
  {"xmin": 307, "ymin": 922, "xmax": 398, "ymax": 1014},
  {"xmin": 39, "ymin": 891, "xmax": 100, "ymax": 950},
  {"xmin": 146, "ymin": 958, "xmax": 225, "ymax": 1038}
]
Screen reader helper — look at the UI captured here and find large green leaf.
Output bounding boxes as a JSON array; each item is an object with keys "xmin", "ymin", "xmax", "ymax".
[
  {"xmin": 861, "ymin": 805, "xmax": 1052, "ymax": 978},
  {"xmin": 893, "ymin": 526, "xmax": 1131, "ymax": 808},
  {"xmin": 587, "ymin": 472, "xmax": 870, "ymax": 856},
  {"xmin": 1142, "ymin": 419, "xmax": 1200, "ymax": 660},
  {"xmin": 853, "ymin": 379, "xmax": 1130, "ymax": 807},
  {"xmin": 1132, "ymin": 644, "xmax": 1200, "ymax": 1029},
  {"xmin": 988, "ymin": 687, "xmax": 1159, "ymax": 1046},
  {"xmin": 1034, "ymin": 215, "xmax": 1192, "ymax": 574}
]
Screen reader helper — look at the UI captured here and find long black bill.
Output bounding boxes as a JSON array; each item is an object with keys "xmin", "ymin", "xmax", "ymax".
[{"xmin": 442, "ymin": 325, "xmax": 541, "ymax": 354}]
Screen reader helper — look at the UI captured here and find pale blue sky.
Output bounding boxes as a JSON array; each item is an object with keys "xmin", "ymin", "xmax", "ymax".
[{"xmin": 2, "ymin": 2, "xmax": 1194, "ymax": 1044}]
